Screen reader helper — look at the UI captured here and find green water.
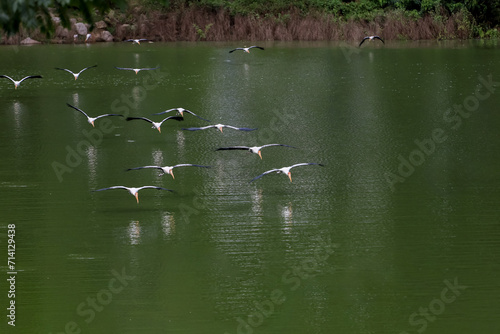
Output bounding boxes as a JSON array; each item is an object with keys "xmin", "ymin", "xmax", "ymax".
[{"xmin": 1, "ymin": 40, "xmax": 499, "ymax": 334}]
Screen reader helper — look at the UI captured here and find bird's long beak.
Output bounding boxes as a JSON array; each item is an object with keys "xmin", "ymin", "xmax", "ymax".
[
  {"xmin": 287, "ymin": 172, "xmax": 292, "ymax": 182},
  {"xmin": 218, "ymin": 126, "xmax": 223, "ymax": 133},
  {"xmin": 91, "ymin": 121, "xmax": 95, "ymax": 127},
  {"xmin": 246, "ymin": 50, "xmax": 250, "ymax": 53},
  {"xmin": 258, "ymin": 151, "xmax": 262, "ymax": 159},
  {"xmin": 157, "ymin": 127, "xmax": 161, "ymax": 133},
  {"xmin": 134, "ymin": 70, "xmax": 139, "ymax": 74},
  {"xmin": 170, "ymin": 170, "xmax": 175, "ymax": 179},
  {"xmin": 135, "ymin": 193, "xmax": 139, "ymax": 203}
]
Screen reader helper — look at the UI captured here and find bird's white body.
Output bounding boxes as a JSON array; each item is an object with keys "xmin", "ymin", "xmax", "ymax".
[
  {"xmin": 115, "ymin": 67, "xmax": 160, "ymax": 75},
  {"xmin": 66, "ymin": 103, "xmax": 123, "ymax": 127},
  {"xmin": 216, "ymin": 144, "xmax": 295, "ymax": 159},
  {"xmin": 229, "ymin": 46, "xmax": 265, "ymax": 53},
  {"xmin": 56, "ymin": 65, "xmax": 97, "ymax": 80},
  {"xmin": 182, "ymin": 124, "xmax": 257, "ymax": 133},
  {"xmin": 0, "ymin": 75, "xmax": 42, "ymax": 89},
  {"xmin": 126, "ymin": 116, "xmax": 183, "ymax": 133},
  {"xmin": 126, "ymin": 164, "xmax": 211, "ymax": 179},
  {"xmin": 93, "ymin": 186, "xmax": 172, "ymax": 203},
  {"xmin": 154, "ymin": 108, "xmax": 210, "ymax": 122},
  {"xmin": 250, "ymin": 163, "xmax": 324, "ymax": 183}
]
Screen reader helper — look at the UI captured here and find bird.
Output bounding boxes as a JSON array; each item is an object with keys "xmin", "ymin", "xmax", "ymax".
[
  {"xmin": 250, "ymin": 163, "xmax": 324, "ymax": 183},
  {"xmin": 124, "ymin": 38, "xmax": 151, "ymax": 45},
  {"xmin": 182, "ymin": 124, "xmax": 257, "ymax": 133},
  {"xmin": 126, "ymin": 116, "xmax": 183, "ymax": 133},
  {"xmin": 126, "ymin": 164, "xmax": 211, "ymax": 179},
  {"xmin": 359, "ymin": 35, "xmax": 385, "ymax": 47},
  {"xmin": 55, "ymin": 65, "xmax": 97, "ymax": 80},
  {"xmin": 216, "ymin": 144, "xmax": 296, "ymax": 159},
  {"xmin": 92, "ymin": 186, "xmax": 173, "ymax": 203},
  {"xmin": 85, "ymin": 33, "xmax": 91, "ymax": 42},
  {"xmin": 66, "ymin": 103, "xmax": 124, "ymax": 127},
  {"xmin": 229, "ymin": 46, "xmax": 264, "ymax": 53},
  {"xmin": 153, "ymin": 108, "xmax": 210, "ymax": 122},
  {"xmin": 0, "ymin": 75, "xmax": 42, "ymax": 89},
  {"xmin": 115, "ymin": 67, "xmax": 160, "ymax": 74}
]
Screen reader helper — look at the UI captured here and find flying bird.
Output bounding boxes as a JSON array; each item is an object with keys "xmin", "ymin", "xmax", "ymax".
[
  {"xmin": 115, "ymin": 67, "xmax": 160, "ymax": 74},
  {"xmin": 0, "ymin": 75, "xmax": 42, "ymax": 89},
  {"xmin": 126, "ymin": 116, "xmax": 183, "ymax": 133},
  {"xmin": 250, "ymin": 163, "xmax": 324, "ymax": 183},
  {"xmin": 55, "ymin": 65, "xmax": 97, "ymax": 80},
  {"xmin": 66, "ymin": 103, "xmax": 123, "ymax": 127},
  {"xmin": 216, "ymin": 144, "xmax": 296, "ymax": 159},
  {"xmin": 92, "ymin": 186, "xmax": 173, "ymax": 203},
  {"xmin": 359, "ymin": 35, "xmax": 385, "ymax": 47},
  {"xmin": 229, "ymin": 46, "xmax": 264, "ymax": 53},
  {"xmin": 153, "ymin": 108, "xmax": 210, "ymax": 122},
  {"xmin": 124, "ymin": 38, "xmax": 151, "ymax": 45},
  {"xmin": 182, "ymin": 124, "xmax": 257, "ymax": 133},
  {"xmin": 126, "ymin": 164, "xmax": 211, "ymax": 179}
]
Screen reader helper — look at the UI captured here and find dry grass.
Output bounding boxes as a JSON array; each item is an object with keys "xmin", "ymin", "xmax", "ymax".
[{"xmin": 1, "ymin": 7, "xmax": 474, "ymax": 44}]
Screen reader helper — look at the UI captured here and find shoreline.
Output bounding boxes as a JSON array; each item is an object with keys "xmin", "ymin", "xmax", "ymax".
[{"xmin": 1, "ymin": 6, "xmax": 498, "ymax": 45}]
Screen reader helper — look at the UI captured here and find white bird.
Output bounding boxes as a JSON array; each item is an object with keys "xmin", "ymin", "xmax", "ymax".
[
  {"xmin": 66, "ymin": 103, "xmax": 123, "ymax": 127},
  {"xmin": 153, "ymin": 108, "xmax": 210, "ymax": 122},
  {"xmin": 124, "ymin": 38, "xmax": 151, "ymax": 45},
  {"xmin": 0, "ymin": 75, "xmax": 42, "ymax": 89},
  {"xmin": 359, "ymin": 35, "xmax": 385, "ymax": 47},
  {"xmin": 55, "ymin": 65, "xmax": 97, "ymax": 80},
  {"xmin": 182, "ymin": 124, "xmax": 257, "ymax": 133},
  {"xmin": 126, "ymin": 116, "xmax": 183, "ymax": 133},
  {"xmin": 229, "ymin": 46, "xmax": 265, "ymax": 53},
  {"xmin": 115, "ymin": 67, "xmax": 160, "ymax": 74},
  {"xmin": 126, "ymin": 164, "xmax": 211, "ymax": 179},
  {"xmin": 216, "ymin": 144, "xmax": 296, "ymax": 159},
  {"xmin": 85, "ymin": 33, "xmax": 92, "ymax": 42},
  {"xmin": 92, "ymin": 186, "xmax": 173, "ymax": 203},
  {"xmin": 250, "ymin": 163, "xmax": 324, "ymax": 183}
]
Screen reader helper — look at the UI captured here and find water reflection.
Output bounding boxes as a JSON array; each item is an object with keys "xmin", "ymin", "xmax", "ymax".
[
  {"xmin": 86, "ymin": 146, "xmax": 98, "ymax": 185},
  {"xmin": 250, "ymin": 188, "xmax": 263, "ymax": 218},
  {"xmin": 280, "ymin": 202, "xmax": 294, "ymax": 233},
  {"xmin": 127, "ymin": 220, "xmax": 141, "ymax": 245},
  {"xmin": 161, "ymin": 212, "xmax": 175, "ymax": 237}
]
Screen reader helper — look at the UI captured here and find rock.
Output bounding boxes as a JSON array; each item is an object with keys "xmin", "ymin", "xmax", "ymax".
[
  {"xmin": 75, "ymin": 22, "xmax": 87, "ymax": 35},
  {"xmin": 52, "ymin": 16, "xmax": 61, "ymax": 25},
  {"xmin": 95, "ymin": 20, "xmax": 107, "ymax": 29},
  {"xmin": 20, "ymin": 37, "xmax": 41, "ymax": 44},
  {"xmin": 100, "ymin": 31, "xmax": 114, "ymax": 42}
]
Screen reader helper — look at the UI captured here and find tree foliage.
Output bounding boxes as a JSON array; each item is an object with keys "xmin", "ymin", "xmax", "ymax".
[{"xmin": 0, "ymin": 0, "xmax": 126, "ymax": 35}]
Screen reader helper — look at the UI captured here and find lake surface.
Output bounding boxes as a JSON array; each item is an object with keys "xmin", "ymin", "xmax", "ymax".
[{"xmin": 1, "ymin": 40, "xmax": 499, "ymax": 334}]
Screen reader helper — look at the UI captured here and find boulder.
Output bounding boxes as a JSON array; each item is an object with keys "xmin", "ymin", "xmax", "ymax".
[
  {"xmin": 75, "ymin": 22, "xmax": 87, "ymax": 35},
  {"xmin": 20, "ymin": 37, "xmax": 41, "ymax": 44},
  {"xmin": 95, "ymin": 20, "xmax": 107, "ymax": 29},
  {"xmin": 100, "ymin": 30, "xmax": 114, "ymax": 42}
]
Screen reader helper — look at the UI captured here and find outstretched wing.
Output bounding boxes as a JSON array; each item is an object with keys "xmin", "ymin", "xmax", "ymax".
[
  {"xmin": 159, "ymin": 116, "xmax": 184, "ymax": 124},
  {"xmin": 55, "ymin": 68, "xmax": 75, "ymax": 75},
  {"xmin": 19, "ymin": 75, "xmax": 42, "ymax": 83},
  {"xmin": 66, "ymin": 103, "xmax": 90, "ymax": 119},
  {"xmin": 92, "ymin": 186, "xmax": 127, "ymax": 192},
  {"xmin": 224, "ymin": 125, "xmax": 258, "ymax": 131},
  {"xmin": 126, "ymin": 116, "xmax": 154, "ymax": 124},
  {"xmin": 289, "ymin": 162, "xmax": 324, "ymax": 170},
  {"xmin": 138, "ymin": 186, "xmax": 174, "ymax": 192},
  {"xmin": 249, "ymin": 169, "xmax": 280, "ymax": 183},
  {"xmin": 94, "ymin": 114, "xmax": 124, "ymax": 120},
  {"xmin": 359, "ymin": 37, "xmax": 369, "ymax": 47},
  {"xmin": 373, "ymin": 36, "xmax": 385, "ymax": 43},
  {"xmin": 249, "ymin": 46, "xmax": 265, "ymax": 50},
  {"xmin": 183, "ymin": 109, "xmax": 211, "ymax": 122},
  {"xmin": 77, "ymin": 65, "xmax": 98, "ymax": 75},
  {"xmin": 181, "ymin": 125, "xmax": 214, "ymax": 131},
  {"xmin": 260, "ymin": 144, "xmax": 296, "ymax": 149},
  {"xmin": 215, "ymin": 146, "xmax": 250, "ymax": 151},
  {"xmin": 172, "ymin": 164, "xmax": 211, "ymax": 168},
  {"xmin": 126, "ymin": 166, "xmax": 163, "ymax": 172}
]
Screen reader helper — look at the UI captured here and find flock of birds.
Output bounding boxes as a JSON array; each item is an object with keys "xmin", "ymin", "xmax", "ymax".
[{"xmin": 2, "ymin": 36, "xmax": 383, "ymax": 203}]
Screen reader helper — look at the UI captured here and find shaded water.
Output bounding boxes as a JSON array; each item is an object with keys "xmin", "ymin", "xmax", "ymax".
[{"xmin": 1, "ymin": 40, "xmax": 499, "ymax": 334}]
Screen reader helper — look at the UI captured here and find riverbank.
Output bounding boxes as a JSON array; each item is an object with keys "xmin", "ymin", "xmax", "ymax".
[{"xmin": 1, "ymin": 4, "xmax": 499, "ymax": 45}]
